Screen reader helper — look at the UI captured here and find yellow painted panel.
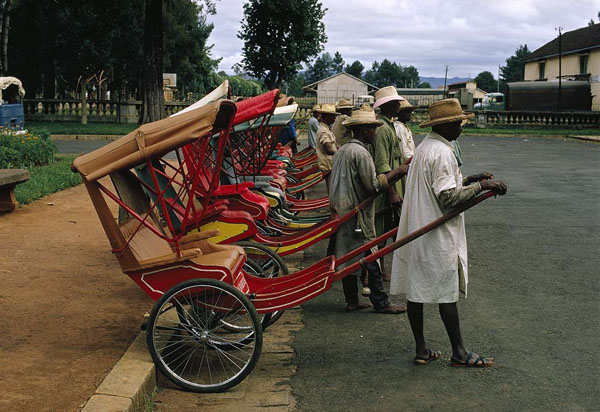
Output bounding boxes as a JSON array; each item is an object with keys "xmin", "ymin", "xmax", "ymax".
[{"xmin": 267, "ymin": 227, "xmax": 333, "ymax": 254}]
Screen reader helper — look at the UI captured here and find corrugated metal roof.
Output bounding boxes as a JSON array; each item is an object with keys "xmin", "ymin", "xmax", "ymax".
[{"xmin": 524, "ymin": 24, "xmax": 600, "ymax": 62}]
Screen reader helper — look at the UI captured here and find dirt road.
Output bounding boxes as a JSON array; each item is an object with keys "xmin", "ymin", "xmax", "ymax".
[{"xmin": 0, "ymin": 184, "xmax": 153, "ymax": 411}]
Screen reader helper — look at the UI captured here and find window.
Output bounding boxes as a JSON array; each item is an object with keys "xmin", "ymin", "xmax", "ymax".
[
  {"xmin": 580, "ymin": 55, "xmax": 589, "ymax": 74},
  {"xmin": 539, "ymin": 62, "xmax": 546, "ymax": 80}
]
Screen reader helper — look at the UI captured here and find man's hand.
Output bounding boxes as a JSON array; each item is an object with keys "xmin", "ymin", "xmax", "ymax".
[
  {"xmin": 468, "ymin": 171, "xmax": 493, "ymax": 183},
  {"xmin": 395, "ymin": 163, "xmax": 410, "ymax": 175},
  {"xmin": 389, "ymin": 190, "xmax": 403, "ymax": 206},
  {"xmin": 480, "ymin": 179, "xmax": 507, "ymax": 195}
]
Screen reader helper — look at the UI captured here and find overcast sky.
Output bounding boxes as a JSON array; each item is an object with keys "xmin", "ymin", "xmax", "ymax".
[{"xmin": 206, "ymin": 0, "xmax": 599, "ymax": 79}]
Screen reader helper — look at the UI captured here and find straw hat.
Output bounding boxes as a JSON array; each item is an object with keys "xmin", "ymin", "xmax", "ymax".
[
  {"xmin": 419, "ymin": 98, "xmax": 474, "ymax": 127},
  {"xmin": 311, "ymin": 104, "xmax": 321, "ymax": 111},
  {"xmin": 336, "ymin": 98, "xmax": 354, "ymax": 110},
  {"xmin": 398, "ymin": 99, "xmax": 414, "ymax": 111},
  {"xmin": 277, "ymin": 94, "xmax": 295, "ymax": 107},
  {"xmin": 314, "ymin": 103, "xmax": 340, "ymax": 116},
  {"xmin": 342, "ymin": 106, "xmax": 383, "ymax": 127},
  {"xmin": 373, "ymin": 86, "xmax": 405, "ymax": 109}
]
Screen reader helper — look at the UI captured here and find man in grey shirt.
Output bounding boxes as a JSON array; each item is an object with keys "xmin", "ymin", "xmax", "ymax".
[
  {"xmin": 329, "ymin": 106, "xmax": 408, "ymax": 313},
  {"xmin": 307, "ymin": 105, "xmax": 320, "ymax": 149}
]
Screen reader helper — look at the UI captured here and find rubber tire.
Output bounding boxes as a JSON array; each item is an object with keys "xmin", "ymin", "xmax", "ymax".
[{"xmin": 146, "ymin": 278, "xmax": 262, "ymax": 393}]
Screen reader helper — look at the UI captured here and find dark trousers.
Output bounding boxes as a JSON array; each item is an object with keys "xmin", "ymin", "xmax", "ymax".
[{"xmin": 341, "ymin": 252, "xmax": 389, "ymax": 311}]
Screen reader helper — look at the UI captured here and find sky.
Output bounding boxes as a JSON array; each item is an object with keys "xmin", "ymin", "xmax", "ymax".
[{"xmin": 206, "ymin": 0, "xmax": 599, "ymax": 80}]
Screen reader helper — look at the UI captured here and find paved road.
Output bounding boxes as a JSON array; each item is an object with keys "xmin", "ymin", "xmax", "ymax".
[{"xmin": 291, "ymin": 135, "xmax": 599, "ymax": 412}]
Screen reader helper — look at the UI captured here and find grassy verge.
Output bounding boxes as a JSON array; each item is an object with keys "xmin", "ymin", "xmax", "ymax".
[
  {"xmin": 14, "ymin": 154, "xmax": 82, "ymax": 205},
  {"xmin": 26, "ymin": 121, "xmax": 137, "ymax": 136}
]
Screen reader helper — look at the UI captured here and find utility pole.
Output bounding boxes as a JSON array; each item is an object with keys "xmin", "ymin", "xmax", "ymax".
[
  {"xmin": 443, "ymin": 65, "xmax": 448, "ymax": 98},
  {"xmin": 497, "ymin": 65, "xmax": 500, "ymax": 93},
  {"xmin": 556, "ymin": 26, "xmax": 562, "ymax": 111}
]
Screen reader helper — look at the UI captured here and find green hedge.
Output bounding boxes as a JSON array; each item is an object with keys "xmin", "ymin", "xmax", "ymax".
[{"xmin": 0, "ymin": 129, "xmax": 57, "ymax": 168}]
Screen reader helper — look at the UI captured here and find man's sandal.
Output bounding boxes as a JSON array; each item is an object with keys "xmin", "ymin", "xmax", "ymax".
[
  {"xmin": 450, "ymin": 351, "xmax": 494, "ymax": 367},
  {"xmin": 414, "ymin": 349, "xmax": 442, "ymax": 365}
]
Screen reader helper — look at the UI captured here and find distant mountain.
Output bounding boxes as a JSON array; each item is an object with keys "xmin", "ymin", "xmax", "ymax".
[{"xmin": 419, "ymin": 76, "xmax": 470, "ymax": 88}]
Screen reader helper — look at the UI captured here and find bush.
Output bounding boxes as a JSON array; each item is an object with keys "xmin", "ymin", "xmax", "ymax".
[{"xmin": 0, "ymin": 128, "xmax": 57, "ymax": 168}]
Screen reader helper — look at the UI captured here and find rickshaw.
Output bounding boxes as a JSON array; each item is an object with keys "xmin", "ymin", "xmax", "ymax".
[{"xmin": 72, "ymin": 97, "xmax": 500, "ymax": 394}]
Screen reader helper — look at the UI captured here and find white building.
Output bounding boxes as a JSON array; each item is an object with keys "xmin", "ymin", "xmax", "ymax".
[{"xmin": 303, "ymin": 72, "xmax": 378, "ymax": 105}]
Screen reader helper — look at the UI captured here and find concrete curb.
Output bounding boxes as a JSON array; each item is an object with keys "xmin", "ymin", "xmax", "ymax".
[{"xmin": 81, "ymin": 332, "xmax": 156, "ymax": 412}]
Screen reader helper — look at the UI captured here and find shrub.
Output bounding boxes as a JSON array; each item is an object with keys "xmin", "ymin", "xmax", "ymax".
[{"xmin": 0, "ymin": 128, "xmax": 57, "ymax": 168}]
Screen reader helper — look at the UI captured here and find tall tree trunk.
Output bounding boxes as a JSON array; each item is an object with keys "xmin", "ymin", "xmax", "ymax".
[
  {"xmin": 0, "ymin": 0, "xmax": 7, "ymax": 75},
  {"xmin": 1, "ymin": 0, "xmax": 10, "ymax": 75},
  {"xmin": 138, "ymin": 0, "xmax": 165, "ymax": 125}
]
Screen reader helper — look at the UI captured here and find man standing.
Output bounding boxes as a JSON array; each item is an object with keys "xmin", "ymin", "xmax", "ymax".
[
  {"xmin": 307, "ymin": 105, "xmax": 320, "ymax": 149},
  {"xmin": 393, "ymin": 99, "xmax": 416, "ymax": 162},
  {"xmin": 330, "ymin": 107, "xmax": 408, "ymax": 314},
  {"xmin": 373, "ymin": 86, "xmax": 406, "ymax": 280},
  {"xmin": 390, "ymin": 98, "xmax": 507, "ymax": 366},
  {"xmin": 332, "ymin": 99, "xmax": 354, "ymax": 146},
  {"xmin": 314, "ymin": 104, "xmax": 340, "ymax": 191}
]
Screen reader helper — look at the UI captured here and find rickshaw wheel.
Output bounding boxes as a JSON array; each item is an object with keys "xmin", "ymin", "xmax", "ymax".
[
  {"xmin": 147, "ymin": 278, "xmax": 263, "ymax": 393},
  {"xmin": 236, "ymin": 241, "xmax": 289, "ymax": 327}
]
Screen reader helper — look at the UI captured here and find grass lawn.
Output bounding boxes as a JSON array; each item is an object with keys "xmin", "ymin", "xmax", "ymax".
[
  {"xmin": 14, "ymin": 154, "xmax": 82, "ymax": 205},
  {"xmin": 26, "ymin": 121, "xmax": 137, "ymax": 136}
]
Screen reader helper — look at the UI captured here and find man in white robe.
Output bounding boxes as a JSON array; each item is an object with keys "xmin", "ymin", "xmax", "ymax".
[{"xmin": 390, "ymin": 98, "xmax": 507, "ymax": 367}]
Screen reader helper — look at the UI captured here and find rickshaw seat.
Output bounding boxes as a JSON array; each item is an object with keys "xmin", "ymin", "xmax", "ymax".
[{"xmin": 119, "ymin": 219, "xmax": 244, "ymax": 272}]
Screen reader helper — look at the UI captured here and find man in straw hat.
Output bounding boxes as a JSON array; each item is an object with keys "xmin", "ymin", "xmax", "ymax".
[
  {"xmin": 390, "ymin": 98, "xmax": 507, "ymax": 366},
  {"xmin": 332, "ymin": 98, "xmax": 354, "ymax": 146},
  {"xmin": 307, "ymin": 105, "xmax": 321, "ymax": 149},
  {"xmin": 373, "ymin": 86, "xmax": 408, "ymax": 280},
  {"xmin": 314, "ymin": 103, "xmax": 340, "ymax": 191},
  {"xmin": 329, "ymin": 106, "xmax": 409, "ymax": 313}
]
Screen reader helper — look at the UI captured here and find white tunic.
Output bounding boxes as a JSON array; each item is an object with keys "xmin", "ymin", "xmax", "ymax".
[
  {"xmin": 389, "ymin": 132, "xmax": 468, "ymax": 303},
  {"xmin": 393, "ymin": 120, "xmax": 416, "ymax": 162}
]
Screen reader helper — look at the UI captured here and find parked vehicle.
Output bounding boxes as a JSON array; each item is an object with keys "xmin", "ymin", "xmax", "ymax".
[
  {"xmin": 505, "ymin": 81, "xmax": 592, "ymax": 111},
  {"xmin": 0, "ymin": 77, "xmax": 25, "ymax": 130},
  {"xmin": 474, "ymin": 92, "xmax": 505, "ymax": 110}
]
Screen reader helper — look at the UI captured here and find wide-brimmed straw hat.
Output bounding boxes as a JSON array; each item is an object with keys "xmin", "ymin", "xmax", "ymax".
[
  {"xmin": 336, "ymin": 98, "xmax": 354, "ymax": 110},
  {"xmin": 373, "ymin": 86, "xmax": 405, "ymax": 109},
  {"xmin": 311, "ymin": 104, "xmax": 321, "ymax": 111},
  {"xmin": 419, "ymin": 98, "xmax": 474, "ymax": 128},
  {"xmin": 398, "ymin": 99, "xmax": 415, "ymax": 111},
  {"xmin": 342, "ymin": 106, "xmax": 383, "ymax": 127},
  {"xmin": 277, "ymin": 94, "xmax": 295, "ymax": 107},
  {"xmin": 314, "ymin": 103, "xmax": 340, "ymax": 116}
]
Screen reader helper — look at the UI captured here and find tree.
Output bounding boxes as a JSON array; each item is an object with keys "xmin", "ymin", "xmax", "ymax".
[
  {"xmin": 238, "ymin": 0, "xmax": 327, "ymax": 89},
  {"xmin": 345, "ymin": 60, "xmax": 364, "ymax": 78},
  {"xmin": 499, "ymin": 44, "xmax": 531, "ymax": 86},
  {"xmin": 0, "ymin": 0, "xmax": 12, "ymax": 76},
  {"xmin": 418, "ymin": 81, "xmax": 432, "ymax": 88},
  {"xmin": 138, "ymin": 0, "xmax": 165, "ymax": 124},
  {"xmin": 332, "ymin": 51, "xmax": 344, "ymax": 73},
  {"xmin": 362, "ymin": 59, "xmax": 420, "ymax": 88},
  {"xmin": 305, "ymin": 52, "xmax": 334, "ymax": 83},
  {"xmin": 474, "ymin": 71, "xmax": 498, "ymax": 93},
  {"xmin": 163, "ymin": 0, "xmax": 220, "ymax": 97}
]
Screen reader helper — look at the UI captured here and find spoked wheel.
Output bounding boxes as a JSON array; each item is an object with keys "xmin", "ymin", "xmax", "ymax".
[
  {"xmin": 236, "ymin": 241, "xmax": 289, "ymax": 327},
  {"xmin": 146, "ymin": 278, "xmax": 262, "ymax": 393}
]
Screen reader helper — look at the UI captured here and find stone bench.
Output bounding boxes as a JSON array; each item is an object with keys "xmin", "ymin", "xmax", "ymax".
[{"xmin": 0, "ymin": 169, "xmax": 30, "ymax": 212}]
